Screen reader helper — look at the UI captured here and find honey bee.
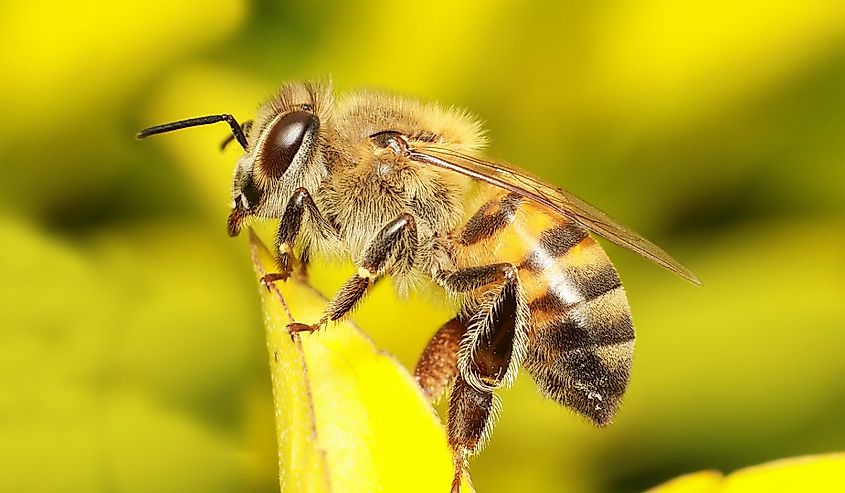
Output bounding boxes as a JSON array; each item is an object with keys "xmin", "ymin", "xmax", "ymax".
[{"xmin": 138, "ymin": 81, "xmax": 699, "ymax": 493}]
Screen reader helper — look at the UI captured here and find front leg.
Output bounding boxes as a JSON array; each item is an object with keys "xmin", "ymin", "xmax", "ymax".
[
  {"xmin": 262, "ymin": 187, "xmax": 338, "ymax": 285},
  {"xmin": 288, "ymin": 213, "xmax": 418, "ymax": 335}
]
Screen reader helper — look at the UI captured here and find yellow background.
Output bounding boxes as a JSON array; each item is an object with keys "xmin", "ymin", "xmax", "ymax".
[{"xmin": 2, "ymin": 1, "xmax": 844, "ymax": 492}]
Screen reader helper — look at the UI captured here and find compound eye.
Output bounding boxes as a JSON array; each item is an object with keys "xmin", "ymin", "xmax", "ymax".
[{"xmin": 260, "ymin": 110, "xmax": 319, "ymax": 179}]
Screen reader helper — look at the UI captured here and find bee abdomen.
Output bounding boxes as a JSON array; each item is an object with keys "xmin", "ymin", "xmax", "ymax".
[
  {"xmin": 452, "ymin": 191, "xmax": 635, "ymax": 425},
  {"xmin": 521, "ymin": 233, "xmax": 634, "ymax": 426}
]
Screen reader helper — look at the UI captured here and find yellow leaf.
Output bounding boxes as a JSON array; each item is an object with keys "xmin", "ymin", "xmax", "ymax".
[
  {"xmin": 247, "ymin": 229, "xmax": 474, "ymax": 493},
  {"xmin": 647, "ymin": 453, "xmax": 845, "ymax": 492},
  {"xmin": 723, "ymin": 454, "xmax": 845, "ymax": 493},
  {"xmin": 647, "ymin": 471, "xmax": 725, "ymax": 493}
]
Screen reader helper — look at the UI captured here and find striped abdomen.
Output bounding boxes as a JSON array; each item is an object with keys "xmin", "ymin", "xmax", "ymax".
[{"xmin": 453, "ymin": 188, "xmax": 635, "ymax": 425}]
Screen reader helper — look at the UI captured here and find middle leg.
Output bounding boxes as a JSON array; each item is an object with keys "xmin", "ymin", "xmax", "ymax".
[{"xmin": 288, "ymin": 213, "xmax": 418, "ymax": 335}]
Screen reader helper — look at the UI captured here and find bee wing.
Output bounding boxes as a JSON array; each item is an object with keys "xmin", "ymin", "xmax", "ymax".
[{"xmin": 407, "ymin": 145, "xmax": 701, "ymax": 285}]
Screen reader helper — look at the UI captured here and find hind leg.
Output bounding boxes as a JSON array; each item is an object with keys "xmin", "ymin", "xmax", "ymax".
[
  {"xmin": 415, "ymin": 317, "xmax": 469, "ymax": 403},
  {"xmin": 425, "ymin": 263, "xmax": 527, "ymax": 492},
  {"xmin": 447, "ymin": 375, "xmax": 496, "ymax": 493},
  {"xmin": 414, "ymin": 262, "xmax": 521, "ymax": 403}
]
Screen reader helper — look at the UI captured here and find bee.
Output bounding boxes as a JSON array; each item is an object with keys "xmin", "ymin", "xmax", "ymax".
[{"xmin": 138, "ymin": 81, "xmax": 699, "ymax": 493}]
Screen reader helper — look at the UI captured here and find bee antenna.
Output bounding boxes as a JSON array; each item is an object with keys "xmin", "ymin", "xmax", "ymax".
[{"xmin": 136, "ymin": 114, "xmax": 249, "ymax": 151}]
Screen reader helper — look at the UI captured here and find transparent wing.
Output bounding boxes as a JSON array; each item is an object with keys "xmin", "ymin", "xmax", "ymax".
[{"xmin": 407, "ymin": 145, "xmax": 701, "ymax": 285}]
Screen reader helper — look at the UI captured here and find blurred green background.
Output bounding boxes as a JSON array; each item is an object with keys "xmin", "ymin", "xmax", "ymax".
[{"xmin": 2, "ymin": 1, "xmax": 844, "ymax": 492}]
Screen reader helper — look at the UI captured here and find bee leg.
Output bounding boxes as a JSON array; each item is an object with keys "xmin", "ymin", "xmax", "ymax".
[
  {"xmin": 435, "ymin": 263, "xmax": 517, "ymax": 292},
  {"xmin": 414, "ymin": 317, "xmax": 469, "ymax": 402},
  {"xmin": 414, "ymin": 262, "xmax": 517, "ymax": 405},
  {"xmin": 294, "ymin": 245, "xmax": 311, "ymax": 281},
  {"xmin": 287, "ymin": 213, "xmax": 418, "ymax": 334},
  {"xmin": 447, "ymin": 264, "xmax": 527, "ymax": 493},
  {"xmin": 448, "ymin": 374, "xmax": 495, "ymax": 493},
  {"xmin": 261, "ymin": 187, "xmax": 338, "ymax": 286}
]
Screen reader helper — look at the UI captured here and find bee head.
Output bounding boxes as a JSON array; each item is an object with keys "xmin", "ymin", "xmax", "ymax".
[
  {"xmin": 229, "ymin": 105, "xmax": 321, "ymax": 236},
  {"xmin": 137, "ymin": 81, "xmax": 332, "ymax": 237}
]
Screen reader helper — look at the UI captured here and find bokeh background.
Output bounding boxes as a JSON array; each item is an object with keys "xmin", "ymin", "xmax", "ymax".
[{"xmin": 2, "ymin": 1, "xmax": 845, "ymax": 492}]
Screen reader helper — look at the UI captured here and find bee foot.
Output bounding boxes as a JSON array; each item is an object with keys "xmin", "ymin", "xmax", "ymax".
[
  {"xmin": 287, "ymin": 322, "xmax": 319, "ymax": 341},
  {"xmin": 450, "ymin": 453, "xmax": 464, "ymax": 493},
  {"xmin": 260, "ymin": 272, "xmax": 290, "ymax": 290}
]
